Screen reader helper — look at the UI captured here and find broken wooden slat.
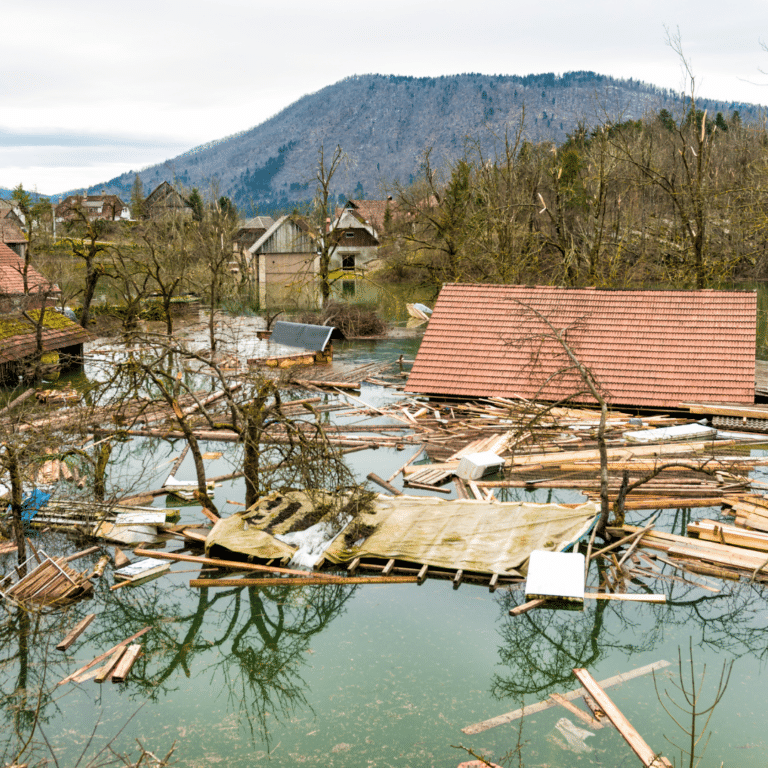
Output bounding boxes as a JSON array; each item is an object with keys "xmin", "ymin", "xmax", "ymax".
[
  {"xmin": 548, "ymin": 692, "xmax": 604, "ymax": 729},
  {"xmin": 58, "ymin": 626, "xmax": 152, "ymax": 686},
  {"xmin": 347, "ymin": 557, "xmax": 361, "ymax": 574},
  {"xmin": 417, "ymin": 564, "xmax": 428, "ymax": 584},
  {"xmin": 453, "ymin": 569, "xmax": 464, "ymax": 589},
  {"xmin": 382, "ymin": 558, "xmax": 395, "ymax": 576},
  {"xmin": 509, "ymin": 598, "xmax": 547, "ymax": 616},
  {"xmin": 94, "ymin": 647, "xmax": 126, "ymax": 683},
  {"xmin": 56, "ymin": 613, "xmax": 96, "ymax": 651},
  {"xmin": 111, "ymin": 644, "xmax": 142, "ymax": 683},
  {"xmin": 572, "ymin": 667, "xmax": 673, "ymax": 767},
  {"xmin": 462, "ymin": 660, "xmax": 671, "ymax": 734}
]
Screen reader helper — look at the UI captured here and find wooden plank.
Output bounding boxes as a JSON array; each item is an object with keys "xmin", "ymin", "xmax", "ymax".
[
  {"xmin": 111, "ymin": 645, "xmax": 142, "ymax": 683},
  {"xmin": 189, "ymin": 576, "xmax": 419, "ymax": 587},
  {"xmin": 366, "ymin": 472, "xmax": 403, "ymax": 496},
  {"xmin": 56, "ymin": 613, "xmax": 96, "ymax": 651},
  {"xmin": 572, "ymin": 667, "xmax": 673, "ymax": 767},
  {"xmin": 94, "ymin": 647, "xmax": 125, "ymax": 683},
  {"xmin": 57, "ymin": 626, "xmax": 152, "ymax": 685},
  {"xmin": 509, "ymin": 598, "xmax": 547, "ymax": 616},
  {"xmin": 131, "ymin": 548, "xmax": 339, "ymax": 580},
  {"xmin": 462, "ymin": 660, "xmax": 671, "ymax": 734},
  {"xmin": 583, "ymin": 593, "xmax": 666, "ymax": 603},
  {"xmin": 549, "ymin": 692, "xmax": 604, "ymax": 729}
]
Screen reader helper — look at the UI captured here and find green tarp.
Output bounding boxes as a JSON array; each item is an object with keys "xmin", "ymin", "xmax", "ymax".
[
  {"xmin": 205, "ymin": 492, "xmax": 597, "ymax": 577},
  {"xmin": 323, "ymin": 496, "xmax": 597, "ymax": 576}
]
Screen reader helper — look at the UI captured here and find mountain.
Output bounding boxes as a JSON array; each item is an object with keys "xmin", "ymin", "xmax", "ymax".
[{"xmin": 82, "ymin": 72, "xmax": 763, "ymax": 213}]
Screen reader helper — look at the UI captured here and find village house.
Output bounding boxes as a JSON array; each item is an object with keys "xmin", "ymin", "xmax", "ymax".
[
  {"xmin": 247, "ymin": 215, "xmax": 317, "ymax": 307},
  {"xmin": 405, "ymin": 284, "xmax": 757, "ymax": 410},
  {"xmin": 0, "ymin": 243, "xmax": 59, "ymax": 312},
  {"xmin": 0, "ymin": 218, "xmax": 28, "ymax": 261},
  {"xmin": 328, "ymin": 206, "xmax": 380, "ymax": 273},
  {"xmin": 144, "ymin": 182, "xmax": 192, "ymax": 219},
  {"xmin": 55, "ymin": 193, "xmax": 130, "ymax": 223}
]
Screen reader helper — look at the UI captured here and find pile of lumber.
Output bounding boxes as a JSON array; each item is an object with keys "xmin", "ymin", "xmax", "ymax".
[{"xmin": 1, "ymin": 552, "xmax": 94, "ymax": 607}]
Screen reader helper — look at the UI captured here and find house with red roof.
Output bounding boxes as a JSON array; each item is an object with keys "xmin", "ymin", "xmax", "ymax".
[
  {"xmin": 405, "ymin": 284, "xmax": 757, "ymax": 410},
  {"xmin": 0, "ymin": 243, "xmax": 60, "ymax": 312}
]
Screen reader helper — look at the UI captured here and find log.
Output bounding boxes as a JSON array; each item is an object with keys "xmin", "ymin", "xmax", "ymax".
[
  {"xmin": 572, "ymin": 667, "xmax": 673, "ymax": 767},
  {"xmin": 190, "ymin": 576, "xmax": 419, "ymax": 587},
  {"xmin": 111, "ymin": 644, "xmax": 142, "ymax": 682},
  {"xmin": 0, "ymin": 387, "xmax": 34, "ymax": 417},
  {"xmin": 366, "ymin": 472, "xmax": 403, "ymax": 496},
  {"xmin": 56, "ymin": 613, "xmax": 96, "ymax": 651},
  {"xmin": 131, "ymin": 548, "xmax": 340, "ymax": 580}
]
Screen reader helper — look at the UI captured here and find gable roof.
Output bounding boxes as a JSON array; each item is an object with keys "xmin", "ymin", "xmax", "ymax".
[
  {"xmin": 248, "ymin": 215, "xmax": 314, "ymax": 254},
  {"xmin": 342, "ymin": 199, "xmax": 393, "ymax": 232},
  {"xmin": 0, "ymin": 219, "xmax": 27, "ymax": 245},
  {"xmin": 0, "ymin": 244, "xmax": 57, "ymax": 295},
  {"xmin": 405, "ymin": 284, "xmax": 757, "ymax": 409}
]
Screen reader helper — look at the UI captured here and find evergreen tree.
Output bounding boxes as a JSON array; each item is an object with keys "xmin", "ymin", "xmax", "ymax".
[{"xmin": 130, "ymin": 174, "xmax": 146, "ymax": 220}]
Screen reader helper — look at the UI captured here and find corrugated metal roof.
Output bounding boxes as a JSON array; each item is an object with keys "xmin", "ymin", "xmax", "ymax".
[
  {"xmin": 269, "ymin": 321, "xmax": 342, "ymax": 352},
  {"xmin": 405, "ymin": 284, "xmax": 757, "ymax": 409}
]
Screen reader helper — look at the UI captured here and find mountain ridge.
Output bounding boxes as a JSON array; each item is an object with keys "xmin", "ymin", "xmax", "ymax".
[{"xmin": 70, "ymin": 72, "xmax": 765, "ymax": 212}]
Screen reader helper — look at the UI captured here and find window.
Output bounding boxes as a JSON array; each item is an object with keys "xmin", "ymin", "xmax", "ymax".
[{"xmin": 342, "ymin": 255, "xmax": 356, "ymax": 271}]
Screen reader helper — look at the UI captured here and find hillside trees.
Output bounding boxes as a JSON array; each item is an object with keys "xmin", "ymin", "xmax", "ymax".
[{"xmin": 391, "ymin": 103, "xmax": 768, "ymax": 289}]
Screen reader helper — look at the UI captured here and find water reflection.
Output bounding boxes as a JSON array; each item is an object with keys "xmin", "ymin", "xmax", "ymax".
[{"xmin": 96, "ymin": 578, "xmax": 357, "ymax": 746}]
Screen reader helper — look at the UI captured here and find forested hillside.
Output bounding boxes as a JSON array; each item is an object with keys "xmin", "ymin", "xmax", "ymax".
[{"xmin": 82, "ymin": 72, "xmax": 761, "ymax": 212}]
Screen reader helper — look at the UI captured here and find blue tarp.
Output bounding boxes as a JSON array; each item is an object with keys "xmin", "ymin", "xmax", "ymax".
[{"xmin": 20, "ymin": 489, "xmax": 51, "ymax": 522}]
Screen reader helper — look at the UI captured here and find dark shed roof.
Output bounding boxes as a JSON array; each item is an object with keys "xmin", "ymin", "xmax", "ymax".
[{"xmin": 270, "ymin": 321, "xmax": 344, "ymax": 352}]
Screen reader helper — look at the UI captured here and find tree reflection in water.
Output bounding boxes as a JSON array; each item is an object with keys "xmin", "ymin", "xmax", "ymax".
[
  {"xmin": 95, "ymin": 577, "xmax": 357, "ymax": 747},
  {"xmin": 491, "ymin": 570, "xmax": 768, "ymax": 706}
]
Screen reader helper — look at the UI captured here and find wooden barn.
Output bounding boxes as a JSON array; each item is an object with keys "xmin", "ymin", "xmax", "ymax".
[{"xmin": 405, "ymin": 284, "xmax": 757, "ymax": 410}]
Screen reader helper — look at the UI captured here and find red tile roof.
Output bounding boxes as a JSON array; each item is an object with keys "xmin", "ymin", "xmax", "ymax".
[
  {"xmin": 405, "ymin": 284, "xmax": 757, "ymax": 409},
  {"xmin": 0, "ymin": 219, "xmax": 27, "ymax": 244},
  {"xmin": 0, "ymin": 244, "xmax": 56, "ymax": 294}
]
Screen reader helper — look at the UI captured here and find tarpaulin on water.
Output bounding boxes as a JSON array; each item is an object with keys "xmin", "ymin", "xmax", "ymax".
[
  {"xmin": 205, "ymin": 510, "xmax": 298, "ymax": 561},
  {"xmin": 323, "ymin": 496, "xmax": 598, "ymax": 576}
]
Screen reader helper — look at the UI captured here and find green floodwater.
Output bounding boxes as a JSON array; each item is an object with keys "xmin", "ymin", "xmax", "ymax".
[{"xmin": 2, "ymin": 322, "xmax": 768, "ymax": 766}]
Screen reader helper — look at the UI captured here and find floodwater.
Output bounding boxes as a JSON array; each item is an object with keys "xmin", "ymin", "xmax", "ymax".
[{"xmin": 1, "ymin": 320, "xmax": 768, "ymax": 767}]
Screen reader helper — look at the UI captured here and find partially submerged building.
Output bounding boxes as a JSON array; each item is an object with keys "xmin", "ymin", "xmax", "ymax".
[
  {"xmin": 247, "ymin": 215, "xmax": 317, "ymax": 307},
  {"xmin": 405, "ymin": 284, "xmax": 757, "ymax": 410}
]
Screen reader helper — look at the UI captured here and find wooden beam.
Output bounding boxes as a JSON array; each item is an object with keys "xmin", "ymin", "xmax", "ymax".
[
  {"xmin": 572, "ymin": 667, "xmax": 673, "ymax": 767},
  {"xmin": 56, "ymin": 613, "xmax": 96, "ymax": 651},
  {"xmin": 189, "ymin": 576, "xmax": 419, "ymax": 587},
  {"xmin": 462, "ymin": 659, "xmax": 671, "ymax": 734},
  {"xmin": 111, "ymin": 645, "xmax": 142, "ymax": 683},
  {"xmin": 548, "ymin": 692, "xmax": 604, "ymax": 729},
  {"xmin": 131, "ymin": 548, "xmax": 339, "ymax": 580}
]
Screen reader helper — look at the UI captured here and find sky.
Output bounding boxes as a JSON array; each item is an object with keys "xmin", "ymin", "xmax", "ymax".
[{"xmin": 3, "ymin": 0, "xmax": 768, "ymax": 195}]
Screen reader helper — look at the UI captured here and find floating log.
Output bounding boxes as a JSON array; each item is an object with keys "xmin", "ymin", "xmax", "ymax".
[
  {"xmin": 509, "ymin": 598, "xmax": 547, "ymax": 616},
  {"xmin": 366, "ymin": 473, "xmax": 403, "ymax": 496},
  {"xmin": 572, "ymin": 667, "xmax": 673, "ymax": 767},
  {"xmin": 56, "ymin": 613, "xmax": 96, "ymax": 651}
]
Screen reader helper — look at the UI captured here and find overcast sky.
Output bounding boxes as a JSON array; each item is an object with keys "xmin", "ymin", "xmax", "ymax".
[{"xmin": 3, "ymin": 0, "xmax": 767, "ymax": 194}]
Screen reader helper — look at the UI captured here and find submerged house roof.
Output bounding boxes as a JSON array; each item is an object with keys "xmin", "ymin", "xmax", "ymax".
[
  {"xmin": 405, "ymin": 284, "xmax": 757, "ymax": 409},
  {"xmin": 0, "ymin": 312, "xmax": 89, "ymax": 364},
  {"xmin": 270, "ymin": 321, "xmax": 344, "ymax": 352}
]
